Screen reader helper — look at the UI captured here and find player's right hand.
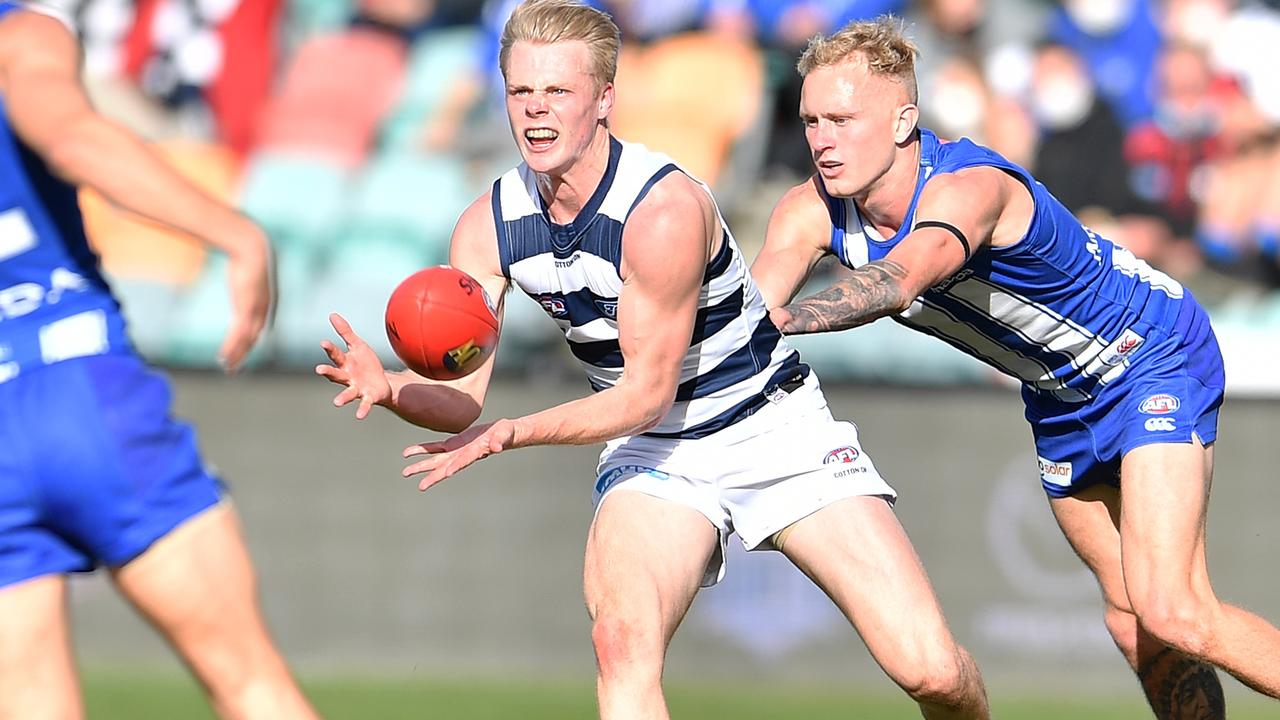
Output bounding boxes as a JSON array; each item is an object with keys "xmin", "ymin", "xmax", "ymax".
[{"xmin": 317, "ymin": 313, "xmax": 392, "ymax": 420}]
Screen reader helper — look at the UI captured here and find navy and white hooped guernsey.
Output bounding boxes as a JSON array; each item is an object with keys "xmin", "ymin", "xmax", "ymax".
[
  {"xmin": 825, "ymin": 128, "xmax": 1198, "ymax": 404},
  {"xmin": 0, "ymin": 0, "xmax": 131, "ymax": 383},
  {"xmin": 492, "ymin": 137, "xmax": 807, "ymax": 439}
]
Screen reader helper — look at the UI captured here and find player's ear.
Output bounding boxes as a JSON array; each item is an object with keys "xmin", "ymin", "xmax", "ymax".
[
  {"xmin": 893, "ymin": 103, "xmax": 919, "ymax": 145},
  {"xmin": 597, "ymin": 81, "xmax": 614, "ymax": 120}
]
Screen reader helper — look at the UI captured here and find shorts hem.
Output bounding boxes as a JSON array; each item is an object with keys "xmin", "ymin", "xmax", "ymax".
[{"xmin": 101, "ymin": 493, "xmax": 226, "ymax": 568}]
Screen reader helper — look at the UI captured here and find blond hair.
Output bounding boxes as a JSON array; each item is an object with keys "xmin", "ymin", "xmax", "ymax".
[
  {"xmin": 499, "ymin": 0, "xmax": 621, "ymax": 90},
  {"xmin": 797, "ymin": 16, "xmax": 919, "ymax": 103}
]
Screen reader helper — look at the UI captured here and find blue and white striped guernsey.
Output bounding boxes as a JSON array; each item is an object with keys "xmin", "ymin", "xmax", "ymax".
[
  {"xmin": 824, "ymin": 128, "xmax": 1194, "ymax": 404},
  {"xmin": 492, "ymin": 137, "xmax": 808, "ymax": 440}
]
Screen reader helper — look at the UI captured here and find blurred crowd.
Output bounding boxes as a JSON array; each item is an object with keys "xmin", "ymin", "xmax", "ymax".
[{"xmin": 35, "ymin": 0, "xmax": 1280, "ymax": 380}]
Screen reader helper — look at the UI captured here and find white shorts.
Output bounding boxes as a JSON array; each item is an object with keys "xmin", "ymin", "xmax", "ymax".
[{"xmin": 592, "ymin": 373, "xmax": 896, "ymax": 587}]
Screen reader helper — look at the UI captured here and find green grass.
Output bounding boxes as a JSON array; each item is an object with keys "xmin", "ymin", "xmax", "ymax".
[{"xmin": 82, "ymin": 672, "xmax": 1277, "ymax": 719}]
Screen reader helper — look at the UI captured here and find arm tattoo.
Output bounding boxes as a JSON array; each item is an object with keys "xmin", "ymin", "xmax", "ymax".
[
  {"xmin": 1139, "ymin": 647, "xmax": 1226, "ymax": 720},
  {"xmin": 779, "ymin": 259, "xmax": 911, "ymax": 335}
]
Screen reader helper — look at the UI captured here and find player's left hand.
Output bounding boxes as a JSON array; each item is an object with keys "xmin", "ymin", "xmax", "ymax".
[{"xmin": 402, "ymin": 419, "xmax": 517, "ymax": 491}]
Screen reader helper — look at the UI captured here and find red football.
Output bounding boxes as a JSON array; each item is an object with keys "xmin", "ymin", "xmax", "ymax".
[{"xmin": 384, "ymin": 266, "xmax": 498, "ymax": 380}]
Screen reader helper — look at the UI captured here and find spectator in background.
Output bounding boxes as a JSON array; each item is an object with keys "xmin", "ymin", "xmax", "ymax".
[
  {"xmin": 905, "ymin": 0, "xmax": 1045, "ymax": 102},
  {"xmin": 708, "ymin": 0, "xmax": 906, "ymax": 180},
  {"xmin": 1051, "ymin": 0, "xmax": 1162, "ymax": 128},
  {"xmin": 1125, "ymin": 43, "xmax": 1224, "ymax": 240},
  {"xmin": 1030, "ymin": 42, "xmax": 1145, "ymax": 219},
  {"xmin": 1195, "ymin": 76, "xmax": 1280, "ymax": 288},
  {"xmin": 920, "ymin": 55, "xmax": 989, "ymax": 143}
]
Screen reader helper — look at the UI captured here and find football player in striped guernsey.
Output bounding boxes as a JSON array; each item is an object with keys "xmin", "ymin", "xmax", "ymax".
[
  {"xmin": 317, "ymin": 1, "xmax": 990, "ymax": 718},
  {"xmin": 753, "ymin": 17, "xmax": 1280, "ymax": 718}
]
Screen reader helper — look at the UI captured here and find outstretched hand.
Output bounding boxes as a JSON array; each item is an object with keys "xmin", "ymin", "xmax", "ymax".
[
  {"xmin": 402, "ymin": 419, "xmax": 517, "ymax": 491},
  {"xmin": 315, "ymin": 313, "xmax": 392, "ymax": 419}
]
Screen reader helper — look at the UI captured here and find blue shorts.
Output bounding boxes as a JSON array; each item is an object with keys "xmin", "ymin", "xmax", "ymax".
[
  {"xmin": 1024, "ymin": 303, "xmax": 1225, "ymax": 498},
  {"xmin": 0, "ymin": 353, "xmax": 224, "ymax": 588}
]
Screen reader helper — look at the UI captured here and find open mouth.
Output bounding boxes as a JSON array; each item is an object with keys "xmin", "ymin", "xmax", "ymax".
[
  {"xmin": 817, "ymin": 160, "xmax": 843, "ymax": 175},
  {"xmin": 524, "ymin": 127, "xmax": 559, "ymax": 150}
]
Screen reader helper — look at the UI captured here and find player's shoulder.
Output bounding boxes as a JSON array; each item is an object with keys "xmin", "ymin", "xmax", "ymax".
[
  {"xmin": 626, "ymin": 168, "xmax": 709, "ymax": 225},
  {"xmin": 766, "ymin": 175, "xmax": 835, "ymax": 239},
  {"xmin": 922, "ymin": 165, "xmax": 1014, "ymax": 207},
  {"xmin": 451, "ymin": 190, "xmax": 499, "ymax": 245},
  {"xmin": 775, "ymin": 175, "xmax": 830, "ymax": 217},
  {"xmin": 0, "ymin": 3, "xmax": 73, "ymax": 47}
]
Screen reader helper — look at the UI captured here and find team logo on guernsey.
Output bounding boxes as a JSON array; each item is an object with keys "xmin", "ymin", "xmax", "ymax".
[
  {"xmin": 1099, "ymin": 329, "xmax": 1145, "ymax": 366},
  {"xmin": 536, "ymin": 294, "xmax": 568, "ymax": 317},
  {"xmin": 594, "ymin": 299, "xmax": 619, "ymax": 319},
  {"xmin": 1139, "ymin": 394, "xmax": 1180, "ymax": 415},
  {"xmin": 823, "ymin": 446, "xmax": 860, "ymax": 464}
]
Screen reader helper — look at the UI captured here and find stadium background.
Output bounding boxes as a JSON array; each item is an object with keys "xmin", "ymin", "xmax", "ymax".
[{"xmin": 33, "ymin": 0, "xmax": 1280, "ymax": 715}]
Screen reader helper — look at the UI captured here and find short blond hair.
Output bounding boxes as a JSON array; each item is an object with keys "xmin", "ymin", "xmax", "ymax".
[
  {"xmin": 797, "ymin": 16, "xmax": 918, "ymax": 103},
  {"xmin": 499, "ymin": 0, "xmax": 621, "ymax": 90}
]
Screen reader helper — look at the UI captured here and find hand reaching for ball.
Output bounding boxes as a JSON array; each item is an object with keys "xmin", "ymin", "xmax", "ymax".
[{"xmin": 317, "ymin": 313, "xmax": 392, "ymax": 420}]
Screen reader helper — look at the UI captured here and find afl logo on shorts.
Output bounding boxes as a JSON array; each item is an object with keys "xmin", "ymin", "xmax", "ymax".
[
  {"xmin": 1139, "ymin": 394, "xmax": 1180, "ymax": 415},
  {"xmin": 823, "ymin": 446, "xmax": 860, "ymax": 464}
]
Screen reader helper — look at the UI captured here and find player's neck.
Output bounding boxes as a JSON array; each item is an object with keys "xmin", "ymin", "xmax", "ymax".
[
  {"xmin": 855, "ymin": 136, "xmax": 922, "ymax": 237},
  {"xmin": 535, "ymin": 128, "xmax": 612, "ymax": 225}
]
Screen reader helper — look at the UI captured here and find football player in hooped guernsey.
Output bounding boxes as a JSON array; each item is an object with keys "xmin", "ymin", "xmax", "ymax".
[
  {"xmin": 0, "ymin": 4, "xmax": 318, "ymax": 719},
  {"xmin": 752, "ymin": 17, "xmax": 1280, "ymax": 717},
  {"xmin": 318, "ymin": 1, "xmax": 990, "ymax": 718}
]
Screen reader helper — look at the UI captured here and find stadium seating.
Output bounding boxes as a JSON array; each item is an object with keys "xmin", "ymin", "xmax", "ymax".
[
  {"xmin": 238, "ymin": 151, "xmax": 352, "ymax": 252},
  {"xmin": 344, "ymin": 152, "xmax": 470, "ymax": 262},
  {"xmin": 253, "ymin": 28, "xmax": 408, "ymax": 166},
  {"xmin": 379, "ymin": 27, "xmax": 484, "ymax": 151}
]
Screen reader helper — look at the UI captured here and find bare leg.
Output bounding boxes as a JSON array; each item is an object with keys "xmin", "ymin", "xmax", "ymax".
[
  {"xmin": 110, "ymin": 503, "xmax": 320, "ymax": 720},
  {"xmin": 780, "ymin": 496, "xmax": 989, "ymax": 720},
  {"xmin": 1120, "ymin": 441, "xmax": 1280, "ymax": 700},
  {"xmin": 1051, "ymin": 484, "xmax": 1225, "ymax": 719},
  {"xmin": 0, "ymin": 575, "xmax": 82, "ymax": 720},
  {"xmin": 584, "ymin": 490, "xmax": 719, "ymax": 720}
]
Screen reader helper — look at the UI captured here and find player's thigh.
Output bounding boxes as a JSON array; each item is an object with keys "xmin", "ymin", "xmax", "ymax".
[
  {"xmin": 1048, "ymin": 484, "xmax": 1130, "ymax": 611},
  {"xmin": 780, "ymin": 496, "xmax": 955, "ymax": 674},
  {"xmin": 0, "ymin": 575, "xmax": 81, "ymax": 720},
  {"xmin": 584, "ymin": 488, "xmax": 718, "ymax": 645},
  {"xmin": 1118, "ymin": 440, "xmax": 1214, "ymax": 604},
  {"xmin": 110, "ymin": 502, "xmax": 270, "ymax": 658}
]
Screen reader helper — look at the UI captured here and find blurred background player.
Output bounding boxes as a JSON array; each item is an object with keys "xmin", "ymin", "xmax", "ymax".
[
  {"xmin": 0, "ymin": 4, "xmax": 319, "ymax": 719},
  {"xmin": 752, "ymin": 16, "xmax": 1280, "ymax": 719},
  {"xmin": 317, "ymin": 1, "xmax": 990, "ymax": 718}
]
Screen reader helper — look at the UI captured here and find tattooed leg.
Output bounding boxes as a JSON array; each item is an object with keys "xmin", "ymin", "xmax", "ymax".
[{"xmin": 1137, "ymin": 639, "xmax": 1225, "ymax": 720}]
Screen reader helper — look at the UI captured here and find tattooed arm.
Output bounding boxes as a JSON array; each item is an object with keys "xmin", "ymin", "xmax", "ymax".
[
  {"xmin": 773, "ymin": 167, "xmax": 1030, "ymax": 336},
  {"xmin": 774, "ymin": 259, "xmax": 911, "ymax": 334}
]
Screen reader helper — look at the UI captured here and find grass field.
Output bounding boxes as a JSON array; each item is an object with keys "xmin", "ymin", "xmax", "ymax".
[{"xmin": 82, "ymin": 672, "xmax": 1278, "ymax": 719}]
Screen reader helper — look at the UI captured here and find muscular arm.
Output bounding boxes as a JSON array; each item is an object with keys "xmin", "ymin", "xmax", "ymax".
[
  {"xmin": 502, "ymin": 172, "xmax": 712, "ymax": 448},
  {"xmin": 390, "ymin": 196, "xmax": 509, "ymax": 432},
  {"xmin": 750, "ymin": 176, "xmax": 833, "ymax": 309},
  {"xmin": 777, "ymin": 168, "xmax": 1013, "ymax": 335}
]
